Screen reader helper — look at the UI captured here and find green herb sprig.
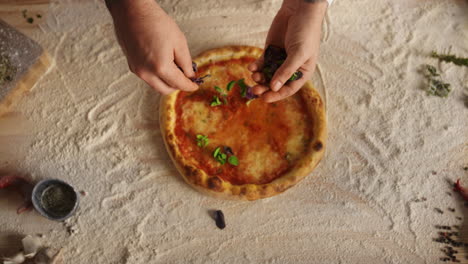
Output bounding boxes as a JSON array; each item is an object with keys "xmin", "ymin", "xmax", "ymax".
[
  {"xmin": 211, "ymin": 81, "xmax": 236, "ymax": 106},
  {"xmin": 196, "ymin": 134, "xmax": 209, "ymax": 148},
  {"xmin": 213, "ymin": 147, "xmax": 227, "ymax": 165},
  {"xmin": 210, "ymin": 96, "xmax": 222, "ymax": 107},
  {"xmin": 423, "ymin": 64, "xmax": 451, "ymax": 97},
  {"xmin": 213, "ymin": 146, "xmax": 239, "ymax": 166},
  {"xmin": 214, "ymin": 86, "xmax": 226, "ymax": 96},
  {"xmin": 238, "ymin": 79, "xmax": 248, "ymax": 98},
  {"xmin": 228, "ymin": 156, "xmax": 239, "ymax": 166},
  {"xmin": 214, "ymin": 86, "xmax": 229, "ymax": 105},
  {"xmin": 288, "ymin": 71, "xmax": 303, "ymax": 81},
  {"xmin": 431, "ymin": 51, "xmax": 468, "ymax": 67},
  {"xmin": 226, "ymin": 80, "xmax": 236, "ymax": 92}
]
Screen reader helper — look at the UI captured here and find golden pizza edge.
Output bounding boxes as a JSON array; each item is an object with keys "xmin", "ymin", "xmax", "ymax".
[{"xmin": 159, "ymin": 46, "xmax": 327, "ymax": 201}]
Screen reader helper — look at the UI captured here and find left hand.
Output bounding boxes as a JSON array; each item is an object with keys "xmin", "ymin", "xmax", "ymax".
[{"xmin": 248, "ymin": 0, "xmax": 328, "ymax": 102}]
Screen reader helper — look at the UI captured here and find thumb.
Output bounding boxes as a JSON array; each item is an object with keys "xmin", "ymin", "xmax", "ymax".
[{"xmin": 269, "ymin": 51, "xmax": 305, "ymax": 92}]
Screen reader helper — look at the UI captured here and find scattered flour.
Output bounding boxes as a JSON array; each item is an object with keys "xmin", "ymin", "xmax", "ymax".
[{"xmin": 0, "ymin": 0, "xmax": 467, "ymax": 263}]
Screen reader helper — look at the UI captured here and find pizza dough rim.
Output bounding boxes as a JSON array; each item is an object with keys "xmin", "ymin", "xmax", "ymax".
[{"xmin": 160, "ymin": 45, "xmax": 327, "ymax": 201}]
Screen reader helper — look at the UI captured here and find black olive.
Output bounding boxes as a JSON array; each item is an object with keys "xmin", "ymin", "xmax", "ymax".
[{"xmin": 215, "ymin": 210, "xmax": 226, "ymax": 229}]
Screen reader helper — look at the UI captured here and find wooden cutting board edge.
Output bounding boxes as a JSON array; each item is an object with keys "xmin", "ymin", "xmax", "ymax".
[{"xmin": 0, "ymin": 52, "xmax": 51, "ymax": 117}]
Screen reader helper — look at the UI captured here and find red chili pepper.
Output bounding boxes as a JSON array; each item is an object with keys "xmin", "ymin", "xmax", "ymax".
[
  {"xmin": 0, "ymin": 175, "xmax": 33, "ymax": 214},
  {"xmin": 0, "ymin": 175, "xmax": 26, "ymax": 188},
  {"xmin": 453, "ymin": 179, "xmax": 468, "ymax": 201}
]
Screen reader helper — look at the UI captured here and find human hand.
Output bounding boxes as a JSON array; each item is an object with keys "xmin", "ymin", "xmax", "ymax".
[
  {"xmin": 248, "ymin": 0, "xmax": 328, "ymax": 102},
  {"xmin": 108, "ymin": 0, "xmax": 198, "ymax": 95}
]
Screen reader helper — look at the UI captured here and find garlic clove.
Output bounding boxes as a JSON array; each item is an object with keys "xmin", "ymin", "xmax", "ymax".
[
  {"xmin": 22, "ymin": 235, "xmax": 42, "ymax": 258},
  {"xmin": 3, "ymin": 252, "xmax": 26, "ymax": 264}
]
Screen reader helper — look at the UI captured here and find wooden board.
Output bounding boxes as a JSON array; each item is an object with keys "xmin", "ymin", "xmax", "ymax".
[{"xmin": 0, "ymin": 19, "xmax": 50, "ymax": 117}]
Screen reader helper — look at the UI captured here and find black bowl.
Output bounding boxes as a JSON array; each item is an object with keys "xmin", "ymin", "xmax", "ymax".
[{"xmin": 31, "ymin": 179, "xmax": 79, "ymax": 221}]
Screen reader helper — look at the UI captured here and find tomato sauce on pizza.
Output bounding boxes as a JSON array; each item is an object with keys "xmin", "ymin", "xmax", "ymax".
[
  {"xmin": 174, "ymin": 57, "xmax": 313, "ymax": 185},
  {"xmin": 160, "ymin": 46, "xmax": 326, "ymax": 200}
]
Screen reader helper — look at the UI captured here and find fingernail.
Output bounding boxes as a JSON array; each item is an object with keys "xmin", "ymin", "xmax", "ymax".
[{"xmin": 271, "ymin": 81, "xmax": 282, "ymax": 92}]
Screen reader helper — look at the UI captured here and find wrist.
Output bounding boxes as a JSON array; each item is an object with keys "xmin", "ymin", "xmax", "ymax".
[
  {"xmin": 106, "ymin": 0, "xmax": 160, "ymax": 16},
  {"xmin": 105, "ymin": 0, "xmax": 129, "ymax": 11},
  {"xmin": 280, "ymin": 0, "xmax": 328, "ymax": 17},
  {"xmin": 298, "ymin": 0, "xmax": 329, "ymax": 13}
]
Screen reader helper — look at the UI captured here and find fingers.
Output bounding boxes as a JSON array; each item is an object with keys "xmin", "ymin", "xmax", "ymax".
[
  {"xmin": 252, "ymin": 84, "xmax": 270, "ymax": 96},
  {"xmin": 156, "ymin": 62, "xmax": 198, "ymax": 92},
  {"xmin": 270, "ymin": 51, "xmax": 305, "ymax": 92},
  {"xmin": 139, "ymin": 71, "xmax": 177, "ymax": 95},
  {"xmin": 174, "ymin": 42, "xmax": 196, "ymax": 78},
  {"xmin": 252, "ymin": 72, "xmax": 265, "ymax": 83},
  {"xmin": 261, "ymin": 66, "xmax": 310, "ymax": 102},
  {"xmin": 261, "ymin": 80, "xmax": 304, "ymax": 103},
  {"xmin": 248, "ymin": 56, "xmax": 264, "ymax": 72}
]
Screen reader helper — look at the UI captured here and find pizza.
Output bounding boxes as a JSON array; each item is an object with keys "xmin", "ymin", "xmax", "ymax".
[{"xmin": 160, "ymin": 46, "xmax": 326, "ymax": 200}]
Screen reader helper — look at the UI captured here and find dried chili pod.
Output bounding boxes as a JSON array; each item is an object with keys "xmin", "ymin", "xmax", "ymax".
[{"xmin": 0, "ymin": 175, "xmax": 34, "ymax": 214}]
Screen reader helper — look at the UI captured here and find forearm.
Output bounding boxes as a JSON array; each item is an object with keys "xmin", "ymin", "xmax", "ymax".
[
  {"xmin": 280, "ymin": 0, "xmax": 328, "ymax": 17},
  {"xmin": 105, "ymin": 0, "xmax": 163, "ymax": 17},
  {"xmin": 299, "ymin": 0, "xmax": 332, "ymax": 7},
  {"xmin": 105, "ymin": 0, "xmax": 128, "ymax": 12}
]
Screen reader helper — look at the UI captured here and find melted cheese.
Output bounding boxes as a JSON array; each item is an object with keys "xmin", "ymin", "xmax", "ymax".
[
  {"xmin": 174, "ymin": 57, "xmax": 313, "ymax": 185},
  {"xmin": 181, "ymin": 101, "xmax": 223, "ymax": 135}
]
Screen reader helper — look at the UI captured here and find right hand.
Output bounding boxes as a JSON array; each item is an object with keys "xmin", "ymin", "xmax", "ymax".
[
  {"xmin": 109, "ymin": 0, "xmax": 198, "ymax": 95},
  {"xmin": 248, "ymin": 0, "xmax": 327, "ymax": 102}
]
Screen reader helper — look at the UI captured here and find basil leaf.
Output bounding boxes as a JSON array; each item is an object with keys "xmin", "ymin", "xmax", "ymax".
[
  {"xmin": 217, "ymin": 157, "xmax": 226, "ymax": 165},
  {"xmin": 210, "ymin": 96, "xmax": 222, "ymax": 107},
  {"xmin": 238, "ymin": 78, "xmax": 247, "ymax": 89},
  {"xmin": 226, "ymin": 80, "xmax": 236, "ymax": 91},
  {"xmin": 196, "ymin": 134, "xmax": 208, "ymax": 147},
  {"xmin": 213, "ymin": 147, "xmax": 221, "ymax": 158},
  {"xmin": 288, "ymin": 71, "xmax": 303, "ymax": 81},
  {"xmin": 238, "ymin": 79, "xmax": 248, "ymax": 97},
  {"xmin": 228, "ymin": 156, "xmax": 239, "ymax": 166},
  {"xmin": 214, "ymin": 86, "xmax": 223, "ymax": 93},
  {"xmin": 190, "ymin": 74, "xmax": 211, "ymax": 85}
]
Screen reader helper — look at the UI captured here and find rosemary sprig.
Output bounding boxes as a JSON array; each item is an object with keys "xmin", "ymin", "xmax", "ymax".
[{"xmin": 431, "ymin": 52, "xmax": 468, "ymax": 67}]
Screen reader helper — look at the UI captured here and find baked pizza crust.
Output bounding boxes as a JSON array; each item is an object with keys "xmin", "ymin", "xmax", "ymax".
[{"xmin": 160, "ymin": 46, "xmax": 327, "ymax": 200}]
